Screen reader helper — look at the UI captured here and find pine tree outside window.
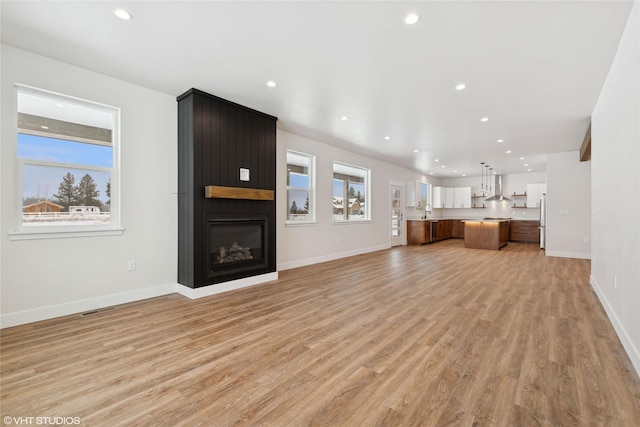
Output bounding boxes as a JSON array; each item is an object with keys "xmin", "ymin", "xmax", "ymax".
[
  {"xmin": 14, "ymin": 85, "xmax": 120, "ymax": 237},
  {"xmin": 332, "ymin": 162, "xmax": 370, "ymax": 222},
  {"xmin": 286, "ymin": 150, "xmax": 315, "ymax": 224}
]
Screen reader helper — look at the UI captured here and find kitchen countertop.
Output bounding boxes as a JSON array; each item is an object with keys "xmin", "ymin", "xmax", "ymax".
[
  {"xmin": 408, "ymin": 218, "xmax": 539, "ymax": 222},
  {"xmin": 463, "ymin": 219, "xmax": 509, "ymax": 223}
]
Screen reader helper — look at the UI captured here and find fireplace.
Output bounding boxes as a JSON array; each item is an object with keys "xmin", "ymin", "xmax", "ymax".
[
  {"xmin": 177, "ymin": 88, "xmax": 277, "ymax": 288},
  {"xmin": 208, "ymin": 216, "xmax": 268, "ymax": 278}
]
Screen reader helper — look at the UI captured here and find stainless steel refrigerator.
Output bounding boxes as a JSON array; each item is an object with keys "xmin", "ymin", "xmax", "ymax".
[{"xmin": 539, "ymin": 193, "xmax": 546, "ymax": 249}]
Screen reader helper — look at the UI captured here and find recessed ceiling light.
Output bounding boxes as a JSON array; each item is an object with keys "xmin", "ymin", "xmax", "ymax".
[
  {"xmin": 524, "ymin": 163, "xmax": 529, "ymax": 166},
  {"xmin": 113, "ymin": 9, "xmax": 133, "ymax": 20},
  {"xmin": 528, "ymin": 169, "xmax": 532, "ymax": 172},
  {"xmin": 505, "ymin": 150, "xmax": 512, "ymax": 154},
  {"xmin": 462, "ymin": 174, "xmax": 466, "ymax": 177},
  {"xmin": 40, "ymin": 125, "xmax": 49, "ymax": 130},
  {"xmin": 441, "ymin": 165, "xmax": 446, "ymax": 168},
  {"xmin": 497, "ymin": 139, "xmax": 504, "ymax": 143},
  {"xmin": 404, "ymin": 13, "xmax": 420, "ymax": 25},
  {"xmin": 519, "ymin": 157, "xmax": 525, "ymax": 160},
  {"xmin": 493, "ymin": 171, "xmax": 497, "ymax": 175},
  {"xmin": 413, "ymin": 149, "xmax": 419, "ymax": 153},
  {"xmin": 455, "ymin": 83, "xmax": 466, "ymax": 91},
  {"xmin": 340, "ymin": 115, "xmax": 349, "ymax": 121},
  {"xmin": 434, "ymin": 159, "xmax": 439, "ymax": 162},
  {"xmin": 266, "ymin": 80, "xmax": 277, "ymax": 88},
  {"xmin": 430, "ymin": 172, "xmax": 434, "ymax": 175},
  {"xmin": 480, "ymin": 117, "xmax": 489, "ymax": 122},
  {"xmin": 452, "ymin": 170, "xmax": 457, "ymax": 173},
  {"xmin": 384, "ymin": 136, "xmax": 391, "ymax": 140}
]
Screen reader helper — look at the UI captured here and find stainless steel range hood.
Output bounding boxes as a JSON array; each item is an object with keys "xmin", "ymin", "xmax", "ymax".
[{"xmin": 485, "ymin": 175, "xmax": 512, "ymax": 201}]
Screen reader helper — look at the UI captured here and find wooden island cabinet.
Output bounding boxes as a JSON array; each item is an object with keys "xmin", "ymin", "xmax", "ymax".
[{"xmin": 464, "ymin": 220, "xmax": 509, "ymax": 250}]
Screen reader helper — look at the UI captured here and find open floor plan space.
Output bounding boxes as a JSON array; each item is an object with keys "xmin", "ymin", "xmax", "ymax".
[{"xmin": 2, "ymin": 241, "xmax": 640, "ymax": 425}]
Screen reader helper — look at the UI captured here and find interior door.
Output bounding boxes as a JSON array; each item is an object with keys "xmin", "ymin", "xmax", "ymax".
[{"xmin": 390, "ymin": 184, "xmax": 404, "ymax": 246}]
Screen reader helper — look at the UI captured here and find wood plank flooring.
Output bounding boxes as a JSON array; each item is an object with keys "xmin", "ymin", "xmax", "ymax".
[{"xmin": 2, "ymin": 240, "xmax": 640, "ymax": 426}]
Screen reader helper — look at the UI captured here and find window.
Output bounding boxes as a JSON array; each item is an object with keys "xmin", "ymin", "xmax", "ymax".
[
  {"xmin": 286, "ymin": 150, "xmax": 315, "ymax": 223},
  {"xmin": 333, "ymin": 162, "xmax": 370, "ymax": 221},
  {"xmin": 15, "ymin": 85, "xmax": 120, "ymax": 235}
]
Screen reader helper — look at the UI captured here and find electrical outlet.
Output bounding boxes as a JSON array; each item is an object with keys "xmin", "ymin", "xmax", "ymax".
[{"xmin": 127, "ymin": 260, "xmax": 136, "ymax": 271}]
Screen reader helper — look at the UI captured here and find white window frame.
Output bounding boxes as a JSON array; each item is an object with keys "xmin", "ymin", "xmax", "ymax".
[
  {"xmin": 332, "ymin": 161, "xmax": 371, "ymax": 223},
  {"xmin": 9, "ymin": 84, "xmax": 122, "ymax": 240},
  {"xmin": 286, "ymin": 150, "xmax": 316, "ymax": 224}
]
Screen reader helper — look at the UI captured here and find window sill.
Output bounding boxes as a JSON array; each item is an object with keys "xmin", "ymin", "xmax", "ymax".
[
  {"xmin": 8, "ymin": 228, "xmax": 125, "ymax": 241},
  {"xmin": 332, "ymin": 219, "xmax": 371, "ymax": 225},
  {"xmin": 285, "ymin": 221, "xmax": 317, "ymax": 227}
]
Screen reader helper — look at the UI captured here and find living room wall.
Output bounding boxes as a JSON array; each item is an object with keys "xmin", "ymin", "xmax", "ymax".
[
  {"xmin": 0, "ymin": 45, "xmax": 178, "ymax": 327},
  {"xmin": 276, "ymin": 130, "xmax": 434, "ymax": 271},
  {"xmin": 590, "ymin": 0, "xmax": 640, "ymax": 375}
]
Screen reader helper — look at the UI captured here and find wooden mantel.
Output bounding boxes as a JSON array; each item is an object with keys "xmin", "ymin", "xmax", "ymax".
[
  {"xmin": 580, "ymin": 122, "xmax": 591, "ymax": 162},
  {"xmin": 205, "ymin": 185, "xmax": 275, "ymax": 201}
]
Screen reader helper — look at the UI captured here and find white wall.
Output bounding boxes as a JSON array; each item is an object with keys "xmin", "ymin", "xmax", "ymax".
[
  {"xmin": 591, "ymin": 0, "xmax": 640, "ymax": 375},
  {"xmin": 276, "ymin": 130, "xmax": 434, "ymax": 270},
  {"xmin": 545, "ymin": 151, "xmax": 591, "ymax": 259},
  {"xmin": 438, "ymin": 172, "xmax": 545, "ymax": 220},
  {"xmin": 0, "ymin": 45, "xmax": 178, "ymax": 327}
]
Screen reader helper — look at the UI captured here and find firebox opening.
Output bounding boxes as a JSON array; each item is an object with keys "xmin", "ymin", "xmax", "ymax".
[{"xmin": 208, "ymin": 217, "xmax": 267, "ymax": 277}]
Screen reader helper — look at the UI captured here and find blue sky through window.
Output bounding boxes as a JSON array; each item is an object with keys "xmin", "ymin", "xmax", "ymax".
[
  {"xmin": 18, "ymin": 133, "xmax": 112, "ymax": 203},
  {"xmin": 18, "ymin": 134, "xmax": 112, "ymax": 167}
]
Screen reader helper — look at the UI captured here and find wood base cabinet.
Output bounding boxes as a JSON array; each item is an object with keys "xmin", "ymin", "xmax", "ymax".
[
  {"xmin": 452, "ymin": 220, "xmax": 465, "ymax": 238},
  {"xmin": 408, "ymin": 219, "xmax": 459, "ymax": 245},
  {"xmin": 407, "ymin": 220, "xmax": 431, "ymax": 245},
  {"xmin": 509, "ymin": 220, "xmax": 541, "ymax": 243}
]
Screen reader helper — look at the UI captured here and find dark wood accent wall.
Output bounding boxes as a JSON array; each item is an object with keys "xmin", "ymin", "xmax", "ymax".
[{"xmin": 177, "ymin": 88, "xmax": 277, "ymax": 288}]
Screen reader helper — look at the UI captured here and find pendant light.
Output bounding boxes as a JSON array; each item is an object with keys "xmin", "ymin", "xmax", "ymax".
[
  {"xmin": 485, "ymin": 164, "xmax": 490, "ymax": 195},
  {"xmin": 480, "ymin": 162, "xmax": 485, "ymax": 191},
  {"xmin": 489, "ymin": 168, "xmax": 493, "ymax": 192}
]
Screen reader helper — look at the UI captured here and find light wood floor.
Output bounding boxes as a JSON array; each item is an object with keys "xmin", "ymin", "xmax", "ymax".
[{"xmin": 2, "ymin": 240, "xmax": 640, "ymax": 426}]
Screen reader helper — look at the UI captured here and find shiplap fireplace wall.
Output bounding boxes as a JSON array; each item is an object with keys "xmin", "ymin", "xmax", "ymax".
[{"xmin": 177, "ymin": 89, "xmax": 277, "ymax": 288}]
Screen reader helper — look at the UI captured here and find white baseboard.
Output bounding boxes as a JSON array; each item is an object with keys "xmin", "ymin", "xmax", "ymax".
[
  {"xmin": 545, "ymin": 250, "xmax": 591, "ymax": 259},
  {"xmin": 0, "ymin": 283, "xmax": 176, "ymax": 329},
  {"xmin": 590, "ymin": 275, "xmax": 640, "ymax": 377},
  {"xmin": 277, "ymin": 244, "xmax": 389, "ymax": 271},
  {"xmin": 175, "ymin": 272, "xmax": 279, "ymax": 299}
]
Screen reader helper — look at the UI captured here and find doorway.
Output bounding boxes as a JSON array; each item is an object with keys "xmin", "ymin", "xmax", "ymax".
[{"xmin": 390, "ymin": 184, "xmax": 404, "ymax": 246}]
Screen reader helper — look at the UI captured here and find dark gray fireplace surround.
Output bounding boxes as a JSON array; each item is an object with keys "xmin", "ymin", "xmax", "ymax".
[{"xmin": 177, "ymin": 88, "xmax": 277, "ymax": 288}]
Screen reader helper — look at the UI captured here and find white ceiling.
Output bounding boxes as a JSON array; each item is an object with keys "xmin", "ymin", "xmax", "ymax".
[{"xmin": 1, "ymin": 1, "xmax": 633, "ymax": 177}]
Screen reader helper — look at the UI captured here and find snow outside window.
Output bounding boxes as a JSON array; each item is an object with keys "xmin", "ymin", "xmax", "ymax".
[
  {"xmin": 286, "ymin": 150, "xmax": 315, "ymax": 223},
  {"xmin": 332, "ymin": 162, "xmax": 370, "ymax": 222}
]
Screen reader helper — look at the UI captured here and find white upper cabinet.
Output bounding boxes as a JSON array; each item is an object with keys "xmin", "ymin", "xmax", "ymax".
[
  {"xmin": 526, "ymin": 183, "xmax": 547, "ymax": 208},
  {"xmin": 444, "ymin": 187, "xmax": 455, "ymax": 208},
  {"xmin": 406, "ymin": 181, "xmax": 418, "ymax": 207},
  {"xmin": 433, "ymin": 186, "xmax": 472, "ymax": 208},
  {"xmin": 406, "ymin": 181, "xmax": 430, "ymax": 209},
  {"xmin": 454, "ymin": 187, "xmax": 472, "ymax": 208},
  {"xmin": 433, "ymin": 186, "xmax": 444, "ymax": 208}
]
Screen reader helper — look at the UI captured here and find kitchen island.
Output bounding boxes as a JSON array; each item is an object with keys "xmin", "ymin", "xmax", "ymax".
[{"xmin": 464, "ymin": 220, "xmax": 509, "ymax": 250}]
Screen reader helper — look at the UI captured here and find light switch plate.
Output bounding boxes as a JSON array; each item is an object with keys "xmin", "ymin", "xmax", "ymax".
[{"xmin": 240, "ymin": 168, "xmax": 250, "ymax": 181}]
